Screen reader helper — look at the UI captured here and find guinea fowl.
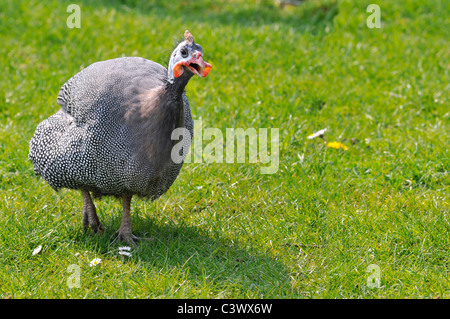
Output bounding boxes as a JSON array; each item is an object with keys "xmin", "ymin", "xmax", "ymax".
[{"xmin": 29, "ymin": 30, "xmax": 212, "ymax": 245}]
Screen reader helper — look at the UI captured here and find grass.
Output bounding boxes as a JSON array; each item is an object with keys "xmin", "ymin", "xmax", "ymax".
[{"xmin": 0, "ymin": 0, "xmax": 448, "ymax": 298}]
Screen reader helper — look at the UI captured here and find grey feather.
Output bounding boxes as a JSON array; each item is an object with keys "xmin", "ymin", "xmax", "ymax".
[{"xmin": 29, "ymin": 57, "xmax": 193, "ymax": 199}]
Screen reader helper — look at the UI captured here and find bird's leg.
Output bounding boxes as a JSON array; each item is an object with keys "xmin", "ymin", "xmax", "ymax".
[
  {"xmin": 115, "ymin": 194, "xmax": 151, "ymax": 246},
  {"xmin": 81, "ymin": 190, "xmax": 104, "ymax": 233},
  {"xmin": 115, "ymin": 194, "xmax": 138, "ymax": 245}
]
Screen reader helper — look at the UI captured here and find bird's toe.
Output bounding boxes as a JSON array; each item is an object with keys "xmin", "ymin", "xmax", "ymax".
[
  {"xmin": 115, "ymin": 230, "xmax": 138, "ymax": 246},
  {"xmin": 92, "ymin": 222, "xmax": 104, "ymax": 234},
  {"xmin": 114, "ymin": 230, "xmax": 152, "ymax": 246}
]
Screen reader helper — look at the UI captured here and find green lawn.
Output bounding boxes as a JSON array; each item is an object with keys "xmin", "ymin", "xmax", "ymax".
[{"xmin": 0, "ymin": 0, "xmax": 448, "ymax": 298}]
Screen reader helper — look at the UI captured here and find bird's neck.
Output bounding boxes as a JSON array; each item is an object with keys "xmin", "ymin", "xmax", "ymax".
[
  {"xmin": 166, "ymin": 70, "xmax": 193, "ymax": 99},
  {"xmin": 130, "ymin": 81, "xmax": 188, "ymax": 172}
]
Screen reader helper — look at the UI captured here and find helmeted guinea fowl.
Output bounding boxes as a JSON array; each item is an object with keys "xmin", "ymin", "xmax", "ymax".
[{"xmin": 29, "ymin": 30, "xmax": 212, "ymax": 245}]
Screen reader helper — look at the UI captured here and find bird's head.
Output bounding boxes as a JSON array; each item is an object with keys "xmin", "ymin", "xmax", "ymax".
[{"xmin": 167, "ymin": 30, "xmax": 212, "ymax": 84}]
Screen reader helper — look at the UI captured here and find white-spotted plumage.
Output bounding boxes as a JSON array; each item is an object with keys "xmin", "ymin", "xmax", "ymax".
[
  {"xmin": 29, "ymin": 30, "xmax": 210, "ymax": 244},
  {"xmin": 29, "ymin": 57, "xmax": 193, "ymax": 200}
]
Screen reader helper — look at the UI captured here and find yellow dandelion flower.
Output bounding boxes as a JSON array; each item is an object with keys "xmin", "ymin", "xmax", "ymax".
[{"xmin": 326, "ymin": 141, "xmax": 348, "ymax": 150}]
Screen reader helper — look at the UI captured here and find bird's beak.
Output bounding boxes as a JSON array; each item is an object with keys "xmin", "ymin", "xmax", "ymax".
[{"xmin": 173, "ymin": 51, "xmax": 212, "ymax": 78}]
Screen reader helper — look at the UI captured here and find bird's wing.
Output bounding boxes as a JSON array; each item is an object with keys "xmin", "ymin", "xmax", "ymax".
[{"xmin": 56, "ymin": 57, "xmax": 167, "ymax": 123}]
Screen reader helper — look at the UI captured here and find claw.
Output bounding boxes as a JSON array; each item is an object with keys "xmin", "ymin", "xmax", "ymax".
[
  {"xmin": 115, "ymin": 195, "xmax": 152, "ymax": 246},
  {"xmin": 82, "ymin": 190, "xmax": 104, "ymax": 234},
  {"xmin": 114, "ymin": 230, "xmax": 152, "ymax": 246}
]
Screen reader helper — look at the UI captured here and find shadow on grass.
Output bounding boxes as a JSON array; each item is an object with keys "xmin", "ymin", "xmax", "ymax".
[
  {"xmin": 72, "ymin": 208, "xmax": 292, "ymax": 297},
  {"xmin": 77, "ymin": 0, "xmax": 338, "ymax": 33}
]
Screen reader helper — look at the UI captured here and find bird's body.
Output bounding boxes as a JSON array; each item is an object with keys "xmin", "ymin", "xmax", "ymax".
[
  {"xmin": 29, "ymin": 31, "xmax": 212, "ymax": 244},
  {"xmin": 29, "ymin": 57, "xmax": 192, "ymax": 199}
]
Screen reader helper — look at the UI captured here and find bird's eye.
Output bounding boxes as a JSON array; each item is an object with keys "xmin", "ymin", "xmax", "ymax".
[{"xmin": 180, "ymin": 48, "xmax": 188, "ymax": 58}]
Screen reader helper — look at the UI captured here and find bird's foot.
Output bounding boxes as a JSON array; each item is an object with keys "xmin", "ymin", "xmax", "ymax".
[
  {"xmin": 114, "ymin": 229, "xmax": 152, "ymax": 246},
  {"xmin": 86, "ymin": 222, "xmax": 104, "ymax": 234},
  {"xmin": 82, "ymin": 216, "xmax": 104, "ymax": 234},
  {"xmin": 81, "ymin": 190, "xmax": 104, "ymax": 234}
]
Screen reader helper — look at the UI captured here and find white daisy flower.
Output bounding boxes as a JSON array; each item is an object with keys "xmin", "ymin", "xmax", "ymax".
[
  {"xmin": 307, "ymin": 128, "xmax": 327, "ymax": 139},
  {"xmin": 118, "ymin": 251, "xmax": 132, "ymax": 257},
  {"xmin": 32, "ymin": 245, "xmax": 42, "ymax": 256},
  {"xmin": 89, "ymin": 258, "xmax": 102, "ymax": 267}
]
